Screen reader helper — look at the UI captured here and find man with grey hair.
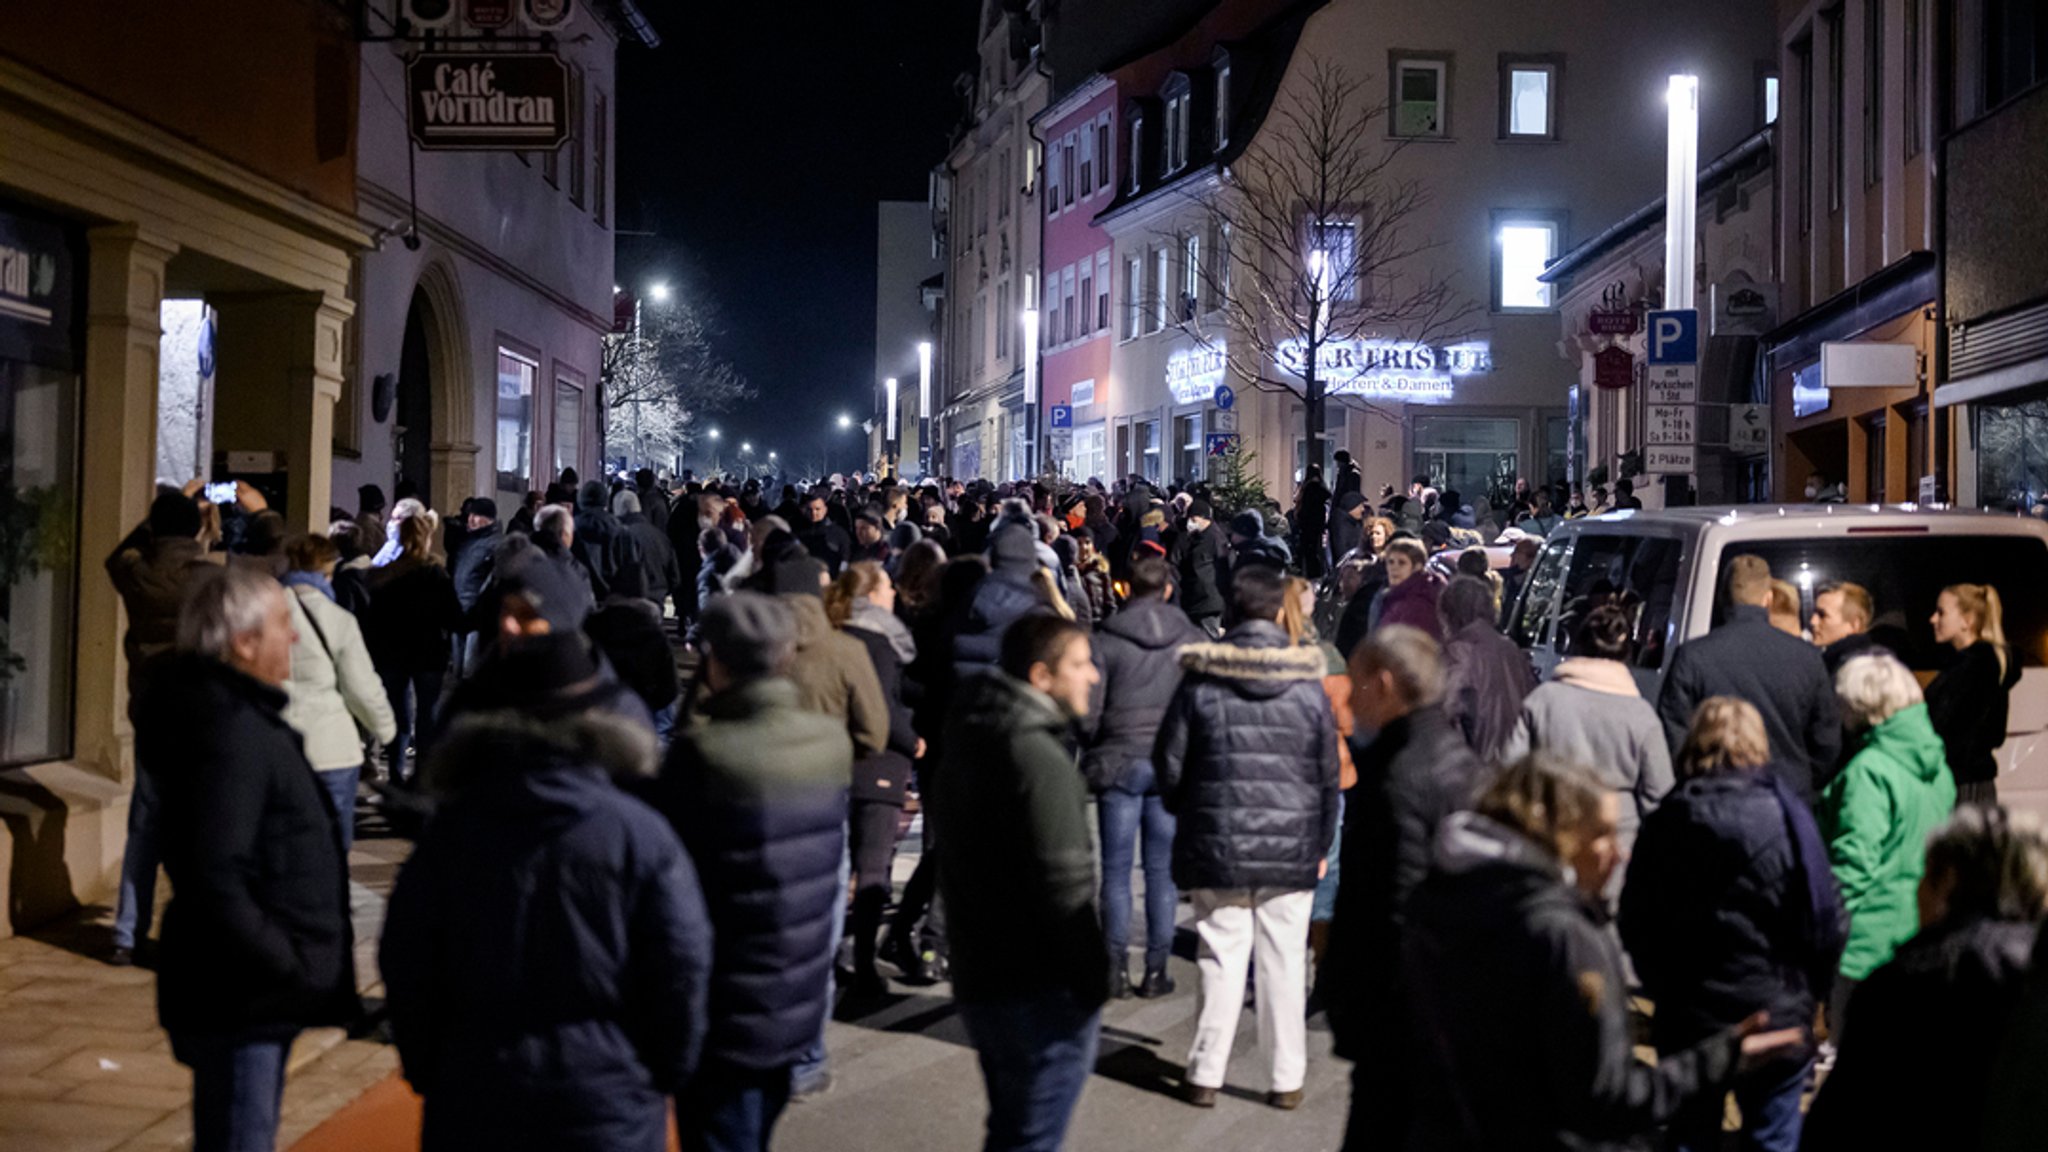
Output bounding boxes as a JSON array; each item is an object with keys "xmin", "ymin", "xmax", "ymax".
[
  {"xmin": 137, "ymin": 565, "xmax": 357, "ymax": 1151},
  {"xmin": 614, "ymin": 486, "xmax": 681, "ymax": 613},
  {"xmin": 1324, "ymin": 623, "xmax": 1486, "ymax": 1151}
]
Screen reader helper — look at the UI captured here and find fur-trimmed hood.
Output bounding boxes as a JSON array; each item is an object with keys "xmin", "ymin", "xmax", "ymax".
[
  {"xmin": 425, "ymin": 702, "xmax": 659, "ymax": 799},
  {"xmin": 1180, "ymin": 621, "xmax": 1327, "ymax": 699}
]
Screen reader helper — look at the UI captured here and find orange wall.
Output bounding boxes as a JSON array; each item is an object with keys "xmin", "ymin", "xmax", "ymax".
[{"xmin": 0, "ymin": 0, "xmax": 357, "ymax": 214}]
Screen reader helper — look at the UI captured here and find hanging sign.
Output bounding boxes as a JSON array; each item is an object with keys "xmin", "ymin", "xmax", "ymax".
[
  {"xmin": 1593, "ymin": 345, "xmax": 1634, "ymax": 391},
  {"xmin": 1589, "ymin": 309, "xmax": 1639, "ymax": 335},
  {"xmin": 465, "ymin": 0, "xmax": 513, "ymax": 28},
  {"xmin": 408, "ymin": 53, "xmax": 570, "ymax": 151},
  {"xmin": 524, "ymin": 0, "xmax": 575, "ymax": 29}
]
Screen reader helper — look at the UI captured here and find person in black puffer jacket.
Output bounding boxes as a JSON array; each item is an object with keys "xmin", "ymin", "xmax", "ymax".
[
  {"xmin": 574, "ymin": 479, "xmax": 644, "ymax": 602},
  {"xmin": 1081, "ymin": 555, "xmax": 1206, "ymax": 998},
  {"xmin": 1156, "ymin": 566, "xmax": 1340, "ymax": 1108},
  {"xmin": 950, "ymin": 523, "xmax": 1054, "ymax": 683},
  {"xmin": 140, "ymin": 568, "xmax": 357, "ymax": 1152},
  {"xmin": 1620, "ymin": 698, "xmax": 1846, "ymax": 1152},
  {"xmin": 379, "ymin": 644, "xmax": 711, "ymax": 1152},
  {"xmin": 655, "ymin": 594, "xmax": 852, "ymax": 1151},
  {"xmin": 1804, "ymin": 804, "xmax": 2048, "ymax": 1152}
]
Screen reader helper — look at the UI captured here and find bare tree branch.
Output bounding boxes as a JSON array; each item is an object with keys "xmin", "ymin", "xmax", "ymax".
[{"xmin": 601, "ymin": 293, "xmax": 755, "ymax": 468}]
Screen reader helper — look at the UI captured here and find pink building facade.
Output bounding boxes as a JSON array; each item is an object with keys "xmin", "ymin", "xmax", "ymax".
[{"xmin": 1035, "ymin": 74, "xmax": 1119, "ymax": 483}]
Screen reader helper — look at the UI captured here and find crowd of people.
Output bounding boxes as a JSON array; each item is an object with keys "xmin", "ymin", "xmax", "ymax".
[{"xmin": 101, "ymin": 458, "xmax": 2045, "ymax": 1152}]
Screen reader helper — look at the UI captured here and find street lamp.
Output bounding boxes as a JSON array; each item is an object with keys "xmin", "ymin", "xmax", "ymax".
[
  {"xmin": 1021, "ymin": 309, "xmax": 1040, "ymax": 478},
  {"xmin": 838, "ymin": 413, "xmax": 853, "ymax": 429},
  {"xmin": 917, "ymin": 340, "xmax": 933, "ymax": 476},
  {"xmin": 648, "ymin": 281, "xmax": 672, "ymax": 304},
  {"xmin": 707, "ymin": 428, "xmax": 720, "ymax": 441}
]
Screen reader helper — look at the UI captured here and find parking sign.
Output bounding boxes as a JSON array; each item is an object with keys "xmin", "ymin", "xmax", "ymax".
[
  {"xmin": 1647, "ymin": 309, "xmax": 1699, "ymax": 365},
  {"xmin": 1049, "ymin": 405, "xmax": 1073, "ymax": 429}
]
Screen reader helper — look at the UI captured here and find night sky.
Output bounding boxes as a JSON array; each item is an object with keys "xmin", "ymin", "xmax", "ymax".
[{"xmin": 614, "ymin": 1, "xmax": 978, "ymax": 472}]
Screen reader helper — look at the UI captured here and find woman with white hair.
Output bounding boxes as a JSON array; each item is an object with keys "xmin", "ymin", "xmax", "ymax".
[{"xmin": 1819, "ymin": 652, "xmax": 1957, "ymax": 1038}]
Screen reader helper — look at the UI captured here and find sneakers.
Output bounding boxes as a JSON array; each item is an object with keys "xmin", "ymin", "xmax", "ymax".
[
  {"xmin": 877, "ymin": 931, "xmax": 918, "ymax": 977},
  {"xmin": 1139, "ymin": 968, "xmax": 1175, "ymax": 998}
]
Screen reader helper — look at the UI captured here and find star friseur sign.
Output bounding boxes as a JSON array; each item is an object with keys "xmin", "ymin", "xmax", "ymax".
[{"xmin": 408, "ymin": 52, "xmax": 569, "ymax": 151}]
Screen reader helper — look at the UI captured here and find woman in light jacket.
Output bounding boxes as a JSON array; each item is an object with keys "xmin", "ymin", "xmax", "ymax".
[{"xmin": 283, "ymin": 533, "xmax": 397, "ymax": 852}]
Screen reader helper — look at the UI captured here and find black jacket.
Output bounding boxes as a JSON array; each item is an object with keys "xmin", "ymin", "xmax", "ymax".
[
  {"xmin": 619, "ymin": 511, "xmax": 681, "ymax": 611},
  {"xmin": 448, "ymin": 524, "xmax": 500, "ymax": 616},
  {"xmin": 1168, "ymin": 523, "xmax": 1230, "ymax": 622},
  {"xmin": 365, "ymin": 556, "xmax": 465, "ymax": 674},
  {"xmin": 656, "ymin": 678, "xmax": 850, "ymax": 1070},
  {"xmin": 1156, "ymin": 621, "xmax": 1341, "ymax": 892},
  {"xmin": 949, "ymin": 568, "xmax": 1048, "ymax": 684},
  {"xmin": 1926, "ymin": 640, "xmax": 2020, "ymax": 787},
  {"xmin": 935, "ymin": 671, "xmax": 1106, "ymax": 1009},
  {"xmin": 797, "ymin": 520, "xmax": 853, "ymax": 576},
  {"xmin": 140, "ymin": 655, "xmax": 356, "ymax": 1038},
  {"xmin": 573, "ymin": 503, "xmax": 645, "ymax": 603},
  {"xmin": 845, "ymin": 623, "xmax": 920, "ymax": 805},
  {"xmin": 1802, "ymin": 917, "xmax": 2038, "ymax": 1152},
  {"xmin": 1618, "ymin": 771, "xmax": 1843, "ymax": 1050},
  {"xmin": 1403, "ymin": 813, "xmax": 1742, "ymax": 1152},
  {"xmin": 380, "ymin": 703, "xmax": 711, "ymax": 1152},
  {"xmin": 1322, "ymin": 705, "xmax": 1485, "ymax": 1061},
  {"xmin": 1655, "ymin": 604, "xmax": 1842, "ymax": 803},
  {"xmin": 583, "ymin": 598, "xmax": 681, "ymax": 715},
  {"xmin": 1080, "ymin": 597, "xmax": 1206, "ymax": 792}
]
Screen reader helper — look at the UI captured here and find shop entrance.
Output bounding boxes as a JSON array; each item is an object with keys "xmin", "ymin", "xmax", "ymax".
[
  {"xmin": 396, "ymin": 288, "xmax": 434, "ymax": 501},
  {"xmin": 1784, "ymin": 424, "xmax": 1849, "ymax": 502}
]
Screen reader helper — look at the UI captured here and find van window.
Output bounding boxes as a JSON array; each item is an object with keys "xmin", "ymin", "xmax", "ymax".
[
  {"xmin": 1552, "ymin": 532, "xmax": 1687, "ymax": 669},
  {"xmin": 1719, "ymin": 535, "xmax": 2048, "ymax": 671},
  {"xmin": 1509, "ymin": 537, "xmax": 1570, "ymax": 648}
]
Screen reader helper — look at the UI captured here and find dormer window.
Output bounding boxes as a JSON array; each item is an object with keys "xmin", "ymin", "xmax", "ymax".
[
  {"xmin": 1128, "ymin": 112, "xmax": 1144, "ymax": 193},
  {"xmin": 1215, "ymin": 61, "xmax": 1232, "ymax": 147},
  {"xmin": 1163, "ymin": 76, "xmax": 1192, "ymax": 174}
]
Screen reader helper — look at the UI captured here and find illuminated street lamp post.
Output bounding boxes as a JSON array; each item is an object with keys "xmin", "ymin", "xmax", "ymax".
[
  {"xmin": 884, "ymin": 376, "xmax": 900, "ymax": 479},
  {"xmin": 1021, "ymin": 309, "xmax": 1040, "ymax": 479},
  {"xmin": 917, "ymin": 340, "xmax": 933, "ymax": 477}
]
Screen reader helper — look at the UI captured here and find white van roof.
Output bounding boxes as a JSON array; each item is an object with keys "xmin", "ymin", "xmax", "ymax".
[{"xmin": 1563, "ymin": 504, "xmax": 2048, "ymax": 539}]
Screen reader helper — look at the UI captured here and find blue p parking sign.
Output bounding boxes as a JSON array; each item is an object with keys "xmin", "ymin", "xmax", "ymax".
[{"xmin": 1647, "ymin": 309, "xmax": 1698, "ymax": 365}]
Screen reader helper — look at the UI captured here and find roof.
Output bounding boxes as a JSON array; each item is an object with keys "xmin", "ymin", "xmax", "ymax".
[
  {"xmin": 1538, "ymin": 128, "xmax": 1773, "ymax": 286},
  {"xmin": 1560, "ymin": 504, "xmax": 2048, "ymax": 532}
]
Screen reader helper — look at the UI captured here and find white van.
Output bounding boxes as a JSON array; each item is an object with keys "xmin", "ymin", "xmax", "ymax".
[{"xmin": 1504, "ymin": 505, "xmax": 2048, "ymax": 809}]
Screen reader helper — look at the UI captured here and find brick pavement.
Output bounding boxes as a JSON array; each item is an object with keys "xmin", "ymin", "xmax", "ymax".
[{"xmin": 0, "ymin": 826, "xmax": 411, "ymax": 1152}]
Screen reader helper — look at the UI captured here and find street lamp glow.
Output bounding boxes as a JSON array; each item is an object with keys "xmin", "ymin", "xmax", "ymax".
[
  {"xmin": 1664, "ymin": 74, "xmax": 1699, "ymax": 311},
  {"xmin": 917, "ymin": 341, "xmax": 933, "ymax": 416},
  {"xmin": 649, "ymin": 282, "xmax": 672, "ymax": 303},
  {"xmin": 885, "ymin": 377, "xmax": 899, "ymax": 433},
  {"xmin": 837, "ymin": 413, "xmax": 853, "ymax": 429},
  {"xmin": 768, "ymin": 450, "xmax": 777, "ymax": 460},
  {"xmin": 707, "ymin": 428, "xmax": 720, "ymax": 441},
  {"xmin": 741, "ymin": 441, "xmax": 752, "ymax": 453}
]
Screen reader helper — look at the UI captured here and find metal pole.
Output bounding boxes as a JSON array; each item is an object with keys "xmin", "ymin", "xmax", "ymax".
[
  {"xmin": 917, "ymin": 341, "xmax": 933, "ymax": 478},
  {"xmin": 1021, "ymin": 309, "xmax": 1040, "ymax": 479}
]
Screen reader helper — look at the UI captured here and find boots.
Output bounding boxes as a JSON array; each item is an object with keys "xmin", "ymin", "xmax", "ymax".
[{"xmin": 1139, "ymin": 967, "xmax": 1175, "ymax": 998}]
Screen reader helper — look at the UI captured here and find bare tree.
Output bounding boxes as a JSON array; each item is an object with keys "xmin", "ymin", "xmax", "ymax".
[
  {"xmin": 602, "ymin": 293, "xmax": 753, "ymax": 470},
  {"xmin": 1169, "ymin": 57, "xmax": 1477, "ymax": 473}
]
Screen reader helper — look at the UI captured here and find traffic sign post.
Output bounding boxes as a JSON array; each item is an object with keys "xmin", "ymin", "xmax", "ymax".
[
  {"xmin": 1728, "ymin": 403, "xmax": 1769, "ymax": 451},
  {"xmin": 1049, "ymin": 405, "xmax": 1073, "ymax": 430},
  {"xmin": 1213, "ymin": 384, "xmax": 1236, "ymax": 410},
  {"xmin": 1205, "ymin": 433, "xmax": 1240, "ymax": 457},
  {"xmin": 1644, "ymin": 309, "xmax": 1699, "ymax": 480}
]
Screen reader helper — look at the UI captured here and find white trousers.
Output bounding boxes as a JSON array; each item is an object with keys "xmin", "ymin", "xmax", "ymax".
[{"xmin": 1184, "ymin": 887, "xmax": 1314, "ymax": 1094}]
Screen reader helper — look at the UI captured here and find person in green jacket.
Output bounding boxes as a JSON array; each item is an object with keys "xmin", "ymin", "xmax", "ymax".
[{"xmin": 1819, "ymin": 651, "xmax": 1957, "ymax": 1040}]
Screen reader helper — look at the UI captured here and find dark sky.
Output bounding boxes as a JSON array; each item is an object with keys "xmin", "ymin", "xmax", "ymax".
[{"xmin": 614, "ymin": 1, "xmax": 978, "ymax": 472}]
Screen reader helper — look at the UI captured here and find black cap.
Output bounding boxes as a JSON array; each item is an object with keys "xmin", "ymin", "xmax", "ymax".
[
  {"xmin": 468, "ymin": 497, "xmax": 498, "ymax": 520},
  {"xmin": 1187, "ymin": 498, "xmax": 1214, "ymax": 520}
]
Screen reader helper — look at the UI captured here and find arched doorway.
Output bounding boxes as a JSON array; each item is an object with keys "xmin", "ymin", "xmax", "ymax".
[{"xmin": 395, "ymin": 288, "xmax": 434, "ymax": 501}]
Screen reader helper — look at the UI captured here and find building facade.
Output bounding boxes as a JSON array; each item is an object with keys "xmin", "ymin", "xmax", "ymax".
[
  {"xmin": 1036, "ymin": 74, "xmax": 1121, "ymax": 483},
  {"xmin": 935, "ymin": 0, "xmax": 1047, "ymax": 482},
  {"xmin": 873, "ymin": 200, "xmax": 943, "ymax": 476},
  {"xmin": 0, "ymin": 0, "xmax": 367, "ymax": 931}
]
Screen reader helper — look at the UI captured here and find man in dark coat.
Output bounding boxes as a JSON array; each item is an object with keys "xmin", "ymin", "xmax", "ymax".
[
  {"xmin": 1166, "ymin": 499, "xmax": 1229, "ymax": 636},
  {"xmin": 1080, "ymin": 556, "xmax": 1207, "ymax": 998},
  {"xmin": 796, "ymin": 491, "xmax": 853, "ymax": 576},
  {"xmin": 1322, "ymin": 623, "xmax": 1485, "ymax": 1147},
  {"xmin": 1438, "ymin": 575, "xmax": 1536, "ymax": 764},
  {"xmin": 634, "ymin": 467, "xmax": 671, "ymax": 535},
  {"xmin": 573, "ymin": 479, "xmax": 644, "ymax": 602},
  {"xmin": 1656, "ymin": 555, "xmax": 1841, "ymax": 802},
  {"xmin": 1332, "ymin": 449, "xmax": 1363, "ymax": 502},
  {"xmin": 949, "ymin": 524, "xmax": 1051, "ymax": 683},
  {"xmin": 669, "ymin": 486, "xmax": 705, "ymax": 624},
  {"xmin": 1227, "ymin": 508, "xmax": 1293, "ymax": 576},
  {"xmin": 448, "ymin": 499, "xmax": 500, "ymax": 613},
  {"xmin": 613, "ymin": 489, "xmax": 682, "ymax": 615},
  {"xmin": 656, "ymin": 594, "xmax": 852, "ymax": 1151},
  {"xmin": 139, "ymin": 566, "xmax": 356, "ymax": 1150},
  {"xmin": 936, "ymin": 614, "xmax": 1107, "ymax": 1151},
  {"xmin": 105, "ymin": 485, "xmax": 220, "ymax": 965},
  {"xmin": 379, "ymin": 629, "xmax": 711, "ymax": 1152},
  {"xmin": 1295, "ymin": 465, "xmax": 1332, "ymax": 579},
  {"xmin": 1156, "ymin": 566, "xmax": 1341, "ymax": 1108}
]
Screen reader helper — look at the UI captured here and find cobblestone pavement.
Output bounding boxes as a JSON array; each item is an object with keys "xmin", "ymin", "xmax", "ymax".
[{"xmin": 0, "ymin": 809, "xmax": 411, "ymax": 1152}]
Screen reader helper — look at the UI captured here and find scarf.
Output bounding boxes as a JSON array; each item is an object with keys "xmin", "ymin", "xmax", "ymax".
[
  {"xmin": 282, "ymin": 569, "xmax": 336, "ymax": 602},
  {"xmin": 848, "ymin": 599, "xmax": 917, "ymax": 665}
]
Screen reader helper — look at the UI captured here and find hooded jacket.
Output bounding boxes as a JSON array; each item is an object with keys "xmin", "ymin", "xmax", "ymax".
[
  {"xmin": 657, "ymin": 677, "xmax": 851, "ymax": 1070},
  {"xmin": 1504, "ymin": 658, "xmax": 1674, "ymax": 869},
  {"xmin": 1402, "ymin": 812, "xmax": 1742, "ymax": 1151},
  {"xmin": 380, "ymin": 702, "xmax": 711, "ymax": 1152},
  {"xmin": 949, "ymin": 567, "xmax": 1050, "ymax": 684},
  {"xmin": 1820, "ymin": 701, "xmax": 1957, "ymax": 980},
  {"xmin": 935, "ymin": 670, "xmax": 1106, "ymax": 1008},
  {"xmin": 783, "ymin": 594, "xmax": 890, "ymax": 759},
  {"xmin": 140, "ymin": 654, "xmax": 357, "ymax": 1039},
  {"xmin": 1155, "ymin": 620, "xmax": 1341, "ymax": 892},
  {"xmin": 1441, "ymin": 618, "xmax": 1536, "ymax": 764},
  {"xmin": 1080, "ymin": 596, "xmax": 1207, "ymax": 792}
]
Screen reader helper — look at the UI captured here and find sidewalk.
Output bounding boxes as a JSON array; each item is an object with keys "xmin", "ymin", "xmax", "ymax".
[{"xmin": 0, "ymin": 829, "xmax": 412, "ymax": 1152}]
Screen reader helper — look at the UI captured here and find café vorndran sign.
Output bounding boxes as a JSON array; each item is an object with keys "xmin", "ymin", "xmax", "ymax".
[{"xmin": 408, "ymin": 52, "xmax": 569, "ymax": 151}]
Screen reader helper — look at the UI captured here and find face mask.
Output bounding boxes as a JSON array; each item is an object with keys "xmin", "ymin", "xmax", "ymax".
[{"xmin": 1804, "ymin": 483, "xmax": 1820, "ymax": 498}]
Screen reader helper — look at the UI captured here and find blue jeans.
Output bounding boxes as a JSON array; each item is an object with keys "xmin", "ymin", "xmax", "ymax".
[
  {"xmin": 790, "ymin": 830, "xmax": 851, "ymax": 1090},
  {"xmin": 1312, "ymin": 792, "xmax": 1346, "ymax": 922},
  {"xmin": 113, "ymin": 765, "xmax": 162, "ymax": 950},
  {"xmin": 1669, "ymin": 1056, "xmax": 1811, "ymax": 1152},
  {"xmin": 1098, "ymin": 760, "xmax": 1176, "ymax": 974},
  {"xmin": 680, "ymin": 1059, "xmax": 793, "ymax": 1152},
  {"xmin": 379, "ymin": 667, "xmax": 444, "ymax": 785},
  {"xmin": 317, "ymin": 766, "xmax": 360, "ymax": 856},
  {"xmin": 172, "ymin": 1031, "xmax": 295, "ymax": 1152},
  {"xmin": 959, "ymin": 989, "xmax": 1102, "ymax": 1152}
]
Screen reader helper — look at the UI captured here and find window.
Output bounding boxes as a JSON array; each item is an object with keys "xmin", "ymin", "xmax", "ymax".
[
  {"xmin": 1095, "ymin": 115, "xmax": 1113, "ymax": 193},
  {"xmin": 1115, "ymin": 422, "xmax": 1132, "ymax": 479},
  {"xmin": 980, "ymin": 169, "xmax": 991, "ymax": 234},
  {"xmin": 1827, "ymin": 6, "xmax": 1844, "ymax": 211},
  {"xmin": 1215, "ymin": 62, "xmax": 1232, "ymax": 146},
  {"xmin": 1153, "ymin": 247, "xmax": 1170, "ymax": 331},
  {"xmin": 1494, "ymin": 213, "xmax": 1562, "ymax": 311},
  {"xmin": 972, "ymin": 291, "xmax": 986, "ymax": 371},
  {"xmin": 998, "ymin": 150, "xmax": 1010, "ymax": 219},
  {"xmin": 1175, "ymin": 412, "xmax": 1206, "ymax": 482},
  {"xmin": 1137, "ymin": 417, "xmax": 1163, "ymax": 482},
  {"xmin": 1046, "ymin": 141, "xmax": 1061, "ymax": 215},
  {"xmin": 1063, "ymin": 132, "xmax": 1077, "ymax": 208},
  {"xmin": 1978, "ymin": 395, "xmax": 2048, "ymax": 514},
  {"xmin": 1500, "ymin": 59, "xmax": 1558, "ymax": 139},
  {"xmin": 1984, "ymin": 0, "xmax": 2048, "ymax": 109},
  {"xmin": 1024, "ymin": 139, "xmax": 1040, "ymax": 195},
  {"xmin": 1128, "ymin": 115, "xmax": 1144, "ymax": 192},
  {"xmin": 1095, "ymin": 251, "xmax": 1111, "ymax": 331},
  {"xmin": 1904, "ymin": 0, "xmax": 1922, "ymax": 156},
  {"xmin": 1412, "ymin": 416, "xmax": 1520, "ymax": 514},
  {"xmin": 996, "ymin": 281, "xmax": 1011, "ymax": 358},
  {"xmin": 1392, "ymin": 57, "xmax": 1448, "ymax": 137},
  {"xmin": 1763, "ymin": 72, "xmax": 1781, "ymax": 126},
  {"xmin": 1123, "ymin": 255, "xmax": 1142, "ymax": 339},
  {"xmin": 554, "ymin": 375, "xmax": 583, "ymax": 477},
  {"xmin": 1307, "ymin": 218, "xmax": 1360, "ymax": 303},
  {"xmin": 1061, "ymin": 266, "xmax": 1077, "ymax": 346},
  {"xmin": 592, "ymin": 92, "xmax": 608, "ymax": 226},
  {"xmin": 1215, "ymin": 220, "xmax": 1232, "ymax": 302},
  {"xmin": 1078, "ymin": 129, "xmax": 1093, "ymax": 196},
  {"xmin": 496, "ymin": 348, "xmax": 537, "ymax": 504},
  {"xmin": 1549, "ymin": 533, "xmax": 1686, "ymax": 670},
  {"xmin": 1, "ymin": 293, "xmax": 82, "ymax": 765},
  {"xmin": 1795, "ymin": 36, "xmax": 1814, "ymax": 233},
  {"xmin": 1180, "ymin": 233, "xmax": 1200, "ymax": 319},
  {"xmin": 1071, "ymin": 423, "xmax": 1107, "ymax": 482},
  {"xmin": 1508, "ymin": 538, "xmax": 1570, "ymax": 649},
  {"xmin": 1165, "ymin": 88, "xmax": 1191, "ymax": 172},
  {"xmin": 1865, "ymin": 0, "xmax": 1883, "ymax": 186},
  {"xmin": 1077, "ymin": 264, "xmax": 1093, "ymax": 336},
  {"xmin": 568, "ymin": 67, "xmax": 586, "ymax": 207}
]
